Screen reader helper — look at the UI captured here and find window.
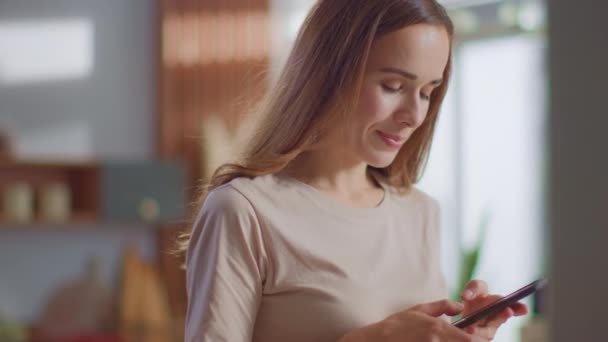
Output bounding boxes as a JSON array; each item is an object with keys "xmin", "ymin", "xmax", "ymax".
[{"xmin": 421, "ymin": 33, "xmax": 547, "ymax": 342}]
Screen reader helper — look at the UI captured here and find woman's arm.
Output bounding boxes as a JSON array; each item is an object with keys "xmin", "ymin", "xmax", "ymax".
[
  {"xmin": 185, "ymin": 185, "xmax": 268, "ymax": 342},
  {"xmin": 337, "ymin": 300, "xmax": 477, "ymax": 342}
]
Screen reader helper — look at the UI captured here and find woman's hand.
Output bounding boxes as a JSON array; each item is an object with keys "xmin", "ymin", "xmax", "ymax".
[
  {"xmin": 460, "ymin": 280, "xmax": 529, "ymax": 340},
  {"xmin": 338, "ymin": 299, "xmax": 484, "ymax": 342}
]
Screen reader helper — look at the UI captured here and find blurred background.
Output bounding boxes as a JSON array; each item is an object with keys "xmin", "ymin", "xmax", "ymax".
[{"xmin": 0, "ymin": 0, "xmax": 605, "ymax": 341}]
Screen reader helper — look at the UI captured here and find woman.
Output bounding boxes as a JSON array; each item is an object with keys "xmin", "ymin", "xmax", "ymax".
[{"xmin": 182, "ymin": 0, "xmax": 527, "ymax": 341}]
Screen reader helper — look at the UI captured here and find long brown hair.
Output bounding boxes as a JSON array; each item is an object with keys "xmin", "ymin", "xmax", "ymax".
[{"xmin": 179, "ymin": 0, "xmax": 454, "ymax": 251}]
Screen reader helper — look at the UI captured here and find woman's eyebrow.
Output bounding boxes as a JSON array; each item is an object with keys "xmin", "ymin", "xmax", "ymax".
[{"xmin": 380, "ymin": 67, "xmax": 443, "ymax": 85}]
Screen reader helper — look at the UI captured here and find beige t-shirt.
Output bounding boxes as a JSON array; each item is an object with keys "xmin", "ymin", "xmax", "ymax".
[{"xmin": 185, "ymin": 174, "xmax": 448, "ymax": 342}]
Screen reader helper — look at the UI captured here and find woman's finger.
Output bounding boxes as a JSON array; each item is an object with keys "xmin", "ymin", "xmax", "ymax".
[
  {"xmin": 468, "ymin": 308, "xmax": 512, "ymax": 341},
  {"xmin": 462, "ymin": 294, "xmax": 502, "ymax": 317},
  {"xmin": 509, "ymin": 302, "xmax": 529, "ymax": 316},
  {"xmin": 462, "ymin": 279, "xmax": 489, "ymax": 300},
  {"xmin": 481, "ymin": 307, "xmax": 514, "ymax": 328}
]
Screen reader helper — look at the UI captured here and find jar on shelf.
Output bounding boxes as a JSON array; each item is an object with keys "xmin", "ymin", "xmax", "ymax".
[
  {"xmin": 39, "ymin": 182, "xmax": 71, "ymax": 222},
  {"xmin": 2, "ymin": 182, "xmax": 34, "ymax": 223}
]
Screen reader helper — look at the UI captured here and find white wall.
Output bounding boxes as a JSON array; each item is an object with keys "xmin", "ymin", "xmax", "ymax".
[{"xmin": 0, "ymin": 0, "xmax": 157, "ymax": 160}]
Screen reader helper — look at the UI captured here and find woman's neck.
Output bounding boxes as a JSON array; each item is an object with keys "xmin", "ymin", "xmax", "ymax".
[
  {"xmin": 281, "ymin": 149, "xmax": 381, "ymax": 194},
  {"xmin": 280, "ymin": 150, "xmax": 385, "ymax": 209}
]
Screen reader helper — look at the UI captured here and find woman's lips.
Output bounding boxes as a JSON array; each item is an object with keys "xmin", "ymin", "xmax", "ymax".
[{"xmin": 376, "ymin": 130, "xmax": 404, "ymax": 149}]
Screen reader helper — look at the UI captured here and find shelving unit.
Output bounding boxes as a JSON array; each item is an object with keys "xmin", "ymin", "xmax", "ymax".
[
  {"xmin": 0, "ymin": 160, "xmax": 100, "ymax": 225},
  {"xmin": 0, "ymin": 159, "xmax": 186, "ymax": 227}
]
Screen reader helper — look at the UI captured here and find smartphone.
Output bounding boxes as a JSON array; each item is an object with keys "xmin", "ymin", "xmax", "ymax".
[{"xmin": 452, "ymin": 278, "xmax": 548, "ymax": 329}]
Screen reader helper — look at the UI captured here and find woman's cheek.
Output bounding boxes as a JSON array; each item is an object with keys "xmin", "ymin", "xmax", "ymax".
[{"xmin": 359, "ymin": 90, "xmax": 392, "ymax": 122}]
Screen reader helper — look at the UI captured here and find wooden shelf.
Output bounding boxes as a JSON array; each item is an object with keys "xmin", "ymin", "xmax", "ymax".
[
  {"xmin": 0, "ymin": 159, "xmax": 187, "ymax": 228},
  {"xmin": 0, "ymin": 159, "xmax": 101, "ymax": 223},
  {"xmin": 0, "ymin": 213, "xmax": 97, "ymax": 226},
  {"xmin": 0, "ymin": 218, "xmax": 184, "ymax": 228},
  {"xmin": 0, "ymin": 159, "xmax": 99, "ymax": 168}
]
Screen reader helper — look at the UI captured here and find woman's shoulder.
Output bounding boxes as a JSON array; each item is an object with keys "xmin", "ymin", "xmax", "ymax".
[
  {"xmin": 204, "ymin": 174, "xmax": 281, "ymax": 211},
  {"xmin": 411, "ymin": 187, "xmax": 439, "ymax": 207},
  {"xmin": 201, "ymin": 182, "xmax": 254, "ymax": 215},
  {"xmin": 225, "ymin": 174, "xmax": 281, "ymax": 198},
  {"xmin": 387, "ymin": 185, "xmax": 440, "ymax": 213}
]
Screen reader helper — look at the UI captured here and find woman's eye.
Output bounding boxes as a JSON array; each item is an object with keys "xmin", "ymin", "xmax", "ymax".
[
  {"xmin": 381, "ymin": 83, "xmax": 402, "ymax": 93},
  {"xmin": 420, "ymin": 92, "xmax": 431, "ymax": 101}
]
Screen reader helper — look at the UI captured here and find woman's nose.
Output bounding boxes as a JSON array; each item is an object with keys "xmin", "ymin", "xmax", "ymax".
[{"xmin": 393, "ymin": 94, "xmax": 425, "ymax": 128}]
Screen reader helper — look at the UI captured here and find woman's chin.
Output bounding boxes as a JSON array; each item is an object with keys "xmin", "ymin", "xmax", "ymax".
[{"xmin": 366, "ymin": 152, "xmax": 398, "ymax": 168}]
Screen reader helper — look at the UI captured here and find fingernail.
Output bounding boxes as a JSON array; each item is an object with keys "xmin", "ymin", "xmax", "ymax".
[{"xmin": 463, "ymin": 289, "xmax": 474, "ymax": 299}]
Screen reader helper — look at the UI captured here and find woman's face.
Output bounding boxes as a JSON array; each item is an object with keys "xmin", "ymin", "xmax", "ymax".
[{"xmin": 341, "ymin": 24, "xmax": 450, "ymax": 168}]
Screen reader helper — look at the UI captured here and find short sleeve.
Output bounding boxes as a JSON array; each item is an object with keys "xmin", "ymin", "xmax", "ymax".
[{"xmin": 185, "ymin": 184, "xmax": 268, "ymax": 342}]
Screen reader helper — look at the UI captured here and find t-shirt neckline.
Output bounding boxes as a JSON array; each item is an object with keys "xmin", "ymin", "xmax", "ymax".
[{"xmin": 272, "ymin": 173, "xmax": 391, "ymax": 221}]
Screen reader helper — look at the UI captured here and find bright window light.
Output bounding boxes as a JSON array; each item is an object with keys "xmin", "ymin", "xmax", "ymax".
[{"xmin": 0, "ymin": 18, "xmax": 93, "ymax": 85}]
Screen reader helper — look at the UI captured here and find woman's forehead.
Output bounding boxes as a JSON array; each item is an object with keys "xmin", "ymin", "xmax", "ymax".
[{"xmin": 367, "ymin": 24, "xmax": 450, "ymax": 80}]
